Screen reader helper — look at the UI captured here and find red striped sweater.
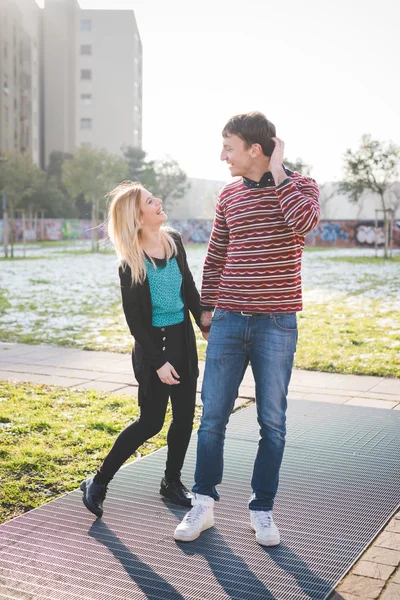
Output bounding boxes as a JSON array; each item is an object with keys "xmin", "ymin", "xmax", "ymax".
[{"xmin": 200, "ymin": 171, "xmax": 320, "ymax": 313}]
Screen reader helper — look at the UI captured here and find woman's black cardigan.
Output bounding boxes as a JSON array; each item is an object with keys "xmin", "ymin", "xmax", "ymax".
[{"xmin": 118, "ymin": 231, "xmax": 203, "ymax": 397}]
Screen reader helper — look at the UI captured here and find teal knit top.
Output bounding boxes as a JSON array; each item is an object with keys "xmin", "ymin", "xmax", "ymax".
[{"xmin": 145, "ymin": 255, "xmax": 184, "ymax": 327}]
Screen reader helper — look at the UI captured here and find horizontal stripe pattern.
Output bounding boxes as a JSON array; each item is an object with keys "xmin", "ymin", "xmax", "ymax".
[{"xmin": 200, "ymin": 172, "xmax": 320, "ymax": 312}]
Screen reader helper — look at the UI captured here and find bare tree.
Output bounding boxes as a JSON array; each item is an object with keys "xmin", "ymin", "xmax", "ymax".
[{"xmin": 340, "ymin": 134, "xmax": 400, "ymax": 258}]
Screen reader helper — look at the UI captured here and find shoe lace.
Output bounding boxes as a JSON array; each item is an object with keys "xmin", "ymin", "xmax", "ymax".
[
  {"xmin": 92, "ymin": 481, "xmax": 107, "ymax": 500},
  {"xmin": 170, "ymin": 479, "xmax": 189, "ymax": 494},
  {"xmin": 183, "ymin": 504, "xmax": 207, "ymax": 525},
  {"xmin": 254, "ymin": 511, "xmax": 273, "ymax": 528}
]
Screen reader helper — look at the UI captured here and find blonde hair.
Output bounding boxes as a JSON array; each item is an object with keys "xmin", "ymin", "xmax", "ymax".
[{"xmin": 107, "ymin": 180, "xmax": 177, "ymax": 285}]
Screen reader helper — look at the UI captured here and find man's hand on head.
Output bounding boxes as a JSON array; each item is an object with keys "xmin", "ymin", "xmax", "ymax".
[{"xmin": 270, "ymin": 137, "xmax": 288, "ymax": 186}]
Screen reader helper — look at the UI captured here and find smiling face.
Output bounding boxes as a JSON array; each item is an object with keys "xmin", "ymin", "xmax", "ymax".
[
  {"xmin": 139, "ymin": 188, "xmax": 167, "ymax": 228},
  {"xmin": 220, "ymin": 134, "xmax": 256, "ymax": 178}
]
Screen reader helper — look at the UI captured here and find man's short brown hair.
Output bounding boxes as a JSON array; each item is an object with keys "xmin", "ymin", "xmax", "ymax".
[{"xmin": 222, "ymin": 111, "xmax": 276, "ymax": 157}]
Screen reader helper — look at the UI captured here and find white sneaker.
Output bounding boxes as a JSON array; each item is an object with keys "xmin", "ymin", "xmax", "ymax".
[
  {"xmin": 250, "ymin": 510, "xmax": 280, "ymax": 546},
  {"xmin": 174, "ymin": 494, "xmax": 215, "ymax": 542}
]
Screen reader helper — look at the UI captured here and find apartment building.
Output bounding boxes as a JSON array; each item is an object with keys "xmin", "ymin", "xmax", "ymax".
[
  {"xmin": 42, "ymin": 0, "xmax": 143, "ymax": 166},
  {"xmin": 0, "ymin": 0, "xmax": 41, "ymax": 164}
]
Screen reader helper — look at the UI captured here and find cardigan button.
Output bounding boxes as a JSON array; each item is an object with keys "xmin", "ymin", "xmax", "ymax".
[
  {"xmin": 162, "ymin": 346, "xmax": 166, "ymax": 351},
  {"xmin": 161, "ymin": 328, "xmax": 165, "ymax": 332},
  {"xmin": 162, "ymin": 337, "xmax": 166, "ymax": 341}
]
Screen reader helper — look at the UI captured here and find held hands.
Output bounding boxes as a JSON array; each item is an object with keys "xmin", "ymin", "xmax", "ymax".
[
  {"xmin": 156, "ymin": 362, "xmax": 180, "ymax": 385},
  {"xmin": 200, "ymin": 310, "xmax": 213, "ymax": 341}
]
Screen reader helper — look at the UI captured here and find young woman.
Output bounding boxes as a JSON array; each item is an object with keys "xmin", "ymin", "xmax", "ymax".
[{"xmin": 80, "ymin": 181, "xmax": 208, "ymax": 518}]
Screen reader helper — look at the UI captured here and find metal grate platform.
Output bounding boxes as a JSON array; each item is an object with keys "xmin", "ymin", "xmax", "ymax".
[{"xmin": 0, "ymin": 399, "xmax": 399, "ymax": 600}]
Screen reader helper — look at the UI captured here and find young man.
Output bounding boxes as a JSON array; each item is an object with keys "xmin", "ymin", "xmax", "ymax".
[{"xmin": 174, "ymin": 111, "xmax": 320, "ymax": 546}]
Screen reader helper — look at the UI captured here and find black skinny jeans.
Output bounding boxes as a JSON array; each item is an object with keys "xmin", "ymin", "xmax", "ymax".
[{"xmin": 96, "ymin": 322, "xmax": 197, "ymax": 485}]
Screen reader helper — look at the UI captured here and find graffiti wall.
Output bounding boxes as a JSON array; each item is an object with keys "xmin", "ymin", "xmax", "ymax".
[
  {"xmin": 0, "ymin": 218, "xmax": 399, "ymax": 248},
  {"xmin": 0, "ymin": 219, "xmax": 96, "ymax": 243},
  {"xmin": 306, "ymin": 220, "xmax": 400, "ymax": 248}
]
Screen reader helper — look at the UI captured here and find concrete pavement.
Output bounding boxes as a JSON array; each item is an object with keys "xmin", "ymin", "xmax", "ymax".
[{"xmin": 1, "ymin": 341, "xmax": 399, "ymax": 411}]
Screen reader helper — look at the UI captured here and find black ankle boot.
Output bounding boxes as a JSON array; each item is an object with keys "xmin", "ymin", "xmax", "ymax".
[
  {"xmin": 160, "ymin": 477, "xmax": 192, "ymax": 507},
  {"xmin": 80, "ymin": 476, "xmax": 107, "ymax": 518}
]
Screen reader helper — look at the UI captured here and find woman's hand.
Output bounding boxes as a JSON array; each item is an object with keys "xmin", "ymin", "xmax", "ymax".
[{"xmin": 156, "ymin": 362, "xmax": 180, "ymax": 385}]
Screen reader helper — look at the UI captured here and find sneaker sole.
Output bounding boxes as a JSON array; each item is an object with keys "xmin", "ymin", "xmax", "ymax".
[
  {"xmin": 80, "ymin": 480, "xmax": 103, "ymax": 519},
  {"xmin": 250, "ymin": 525, "xmax": 280, "ymax": 547},
  {"xmin": 174, "ymin": 518, "xmax": 214, "ymax": 542}
]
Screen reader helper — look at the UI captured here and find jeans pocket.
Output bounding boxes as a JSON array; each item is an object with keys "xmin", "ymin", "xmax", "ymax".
[
  {"xmin": 272, "ymin": 314, "xmax": 298, "ymax": 332},
  {"xmin": 211, "ymin": 309, "xmax": 227, "ymax": 322}
]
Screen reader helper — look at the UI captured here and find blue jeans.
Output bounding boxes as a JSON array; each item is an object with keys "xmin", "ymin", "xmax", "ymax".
[{"xmin": 193, "ymin": 310, "xmax": 298, "ymax": 511}]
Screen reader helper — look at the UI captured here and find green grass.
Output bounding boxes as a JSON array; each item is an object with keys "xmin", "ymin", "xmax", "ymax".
[
  {"xmin": 325, "ymin": 255, "xmax": 400, "ymax": 264},
  {"xmin": 303, "ymin": 246, "xmax": 333, "ymax": 252},
  {"xmin": 0, "ymin": 381, "xmax": 204, "ymax": 524},
  {"xmin": 296, "ymin": 299, "xmax": 400, "ymax": 377}
]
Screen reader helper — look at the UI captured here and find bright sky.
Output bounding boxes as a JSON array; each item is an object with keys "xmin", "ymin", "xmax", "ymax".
[{"xmin": 37, "ymin": 0, "xmax": 400, "ymax": 184}]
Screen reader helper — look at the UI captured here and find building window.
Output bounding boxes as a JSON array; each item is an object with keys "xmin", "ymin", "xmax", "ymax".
[
  {"xmin": 81, "ymin": 93, "xmax": 92, "ymax": 105},
  {"xmin": 80, "ymin": 44, "xmax": 92, "ymax": 55},
  {"xmin": 80, "ymin": 118, "xmax": 92, "ymax": 130},
  {"xmin": 80, "ymin": 20, "xmax": 91, "ymax": 32},
  {"xmin": 81, "ymin": 69, "xmax": 91, "ymax": 80}
]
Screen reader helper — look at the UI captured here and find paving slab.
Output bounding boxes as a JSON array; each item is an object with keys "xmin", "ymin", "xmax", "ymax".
[
  {"xmin": 353, "ymin": 560, "xmax": 395, "ymax": 580},
  {"xmin": 301, "ymin": 392, "xmax": 350, "ymax": 404},
  {"xmin": 92, "ymin": 372, "xmax": 137, "ymax": 385},
  {"xmin": 387, "ymin": 521, "xmax": 400, "ymax": 535},
  {"xmin": 290, "ymin": 370, "xmax": 384, "ymax": 392},
  {"xmin": 330, "ymin": 594, "xmax": 363, "ymax": 600},
  {"xmin": 362, "ymin": 547, "xmax": 400, "ymax": 567},
  {"xmin": 376, "ymin": 533, "xmax": 400, "ymax": 552},
  {"xmin": 337, "ymin": 574, "xmax": 386, "ymax": 599},
  {"xmin": 0, "ymin": 362, "xmax": 55, "ymax": 374},
  {"xmin": 345, "ymin": 398, "xmax": 399, "ymax": 410},
  {"xmin": 289, "ymin": 385, "xmax": 400, "ymax": 404},
  {"xmin": 380, "ymin": 583, "xmax": 400, "ymax": 599},
  {"xmin": 0, "ymin": 371, "xmax": 88, "ymax": 388},
  {"xmin": 369, "ymin": 380, "xmax": 400, "ymax": 396},
  {"xmin": 393, "ymin": 570, "xmax": 400, "ymax": 585},
  {"xmin": 0, "ymin": 342, "xmax": 44, "ymax": 357}
]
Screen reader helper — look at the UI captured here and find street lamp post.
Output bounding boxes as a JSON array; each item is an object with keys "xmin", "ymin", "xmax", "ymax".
[
  {"xmin": 2, "ymin": 192, "xmax": 8, "ymax": 258},
  {"xmin": 0, "ymin": 156, "xmax": 8, "ymax": 258}
]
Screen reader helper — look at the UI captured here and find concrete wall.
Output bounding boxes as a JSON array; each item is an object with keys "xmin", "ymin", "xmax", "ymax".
[
  {"xmin": 0, "ymin": 0, "xmax": 41, "ymax": 163},
  {"xmin": 320, "ymin": 182, "xmax": 400, "ymax": 220},
  {"xmin": 77, "ymin": 9, "xmax": 142, "ymax": 154},
  {"xmin": 41, "ymin": 0, "xmax": 142, "ymax": 166}
]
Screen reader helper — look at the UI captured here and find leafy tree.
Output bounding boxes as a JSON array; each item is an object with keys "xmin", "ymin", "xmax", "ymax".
[
  {"xmin": 46, "ymin": 151, "xmax": 75, "ymax": 207},
  {"xmin": 284, "ymin": 158, "xmax": 312, "ymax": 176},
  {"xmin": 151, "ymin": 157, "xmax": 190, "ymax": 209},
  {"xmin": 123, "ymin": 147, "xmax": 189, "ymax": 211},
  {"xmin": 123, "ymin": 146, "xmax": 153, "ymax": 182},
  {"xmin": 30, "ymin": 176, "xmax": 78, "ymax": 218},
  {"xmin": 0, "ymin": 152, "xmax": 44, "ymax": 256},
  {"xmin": 340, "ymin": 134, "xmax": 400, "ymax": 258},
  {"xmin": 62, "ymin": 146, "xmax": 128, "ymax": 251}
]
